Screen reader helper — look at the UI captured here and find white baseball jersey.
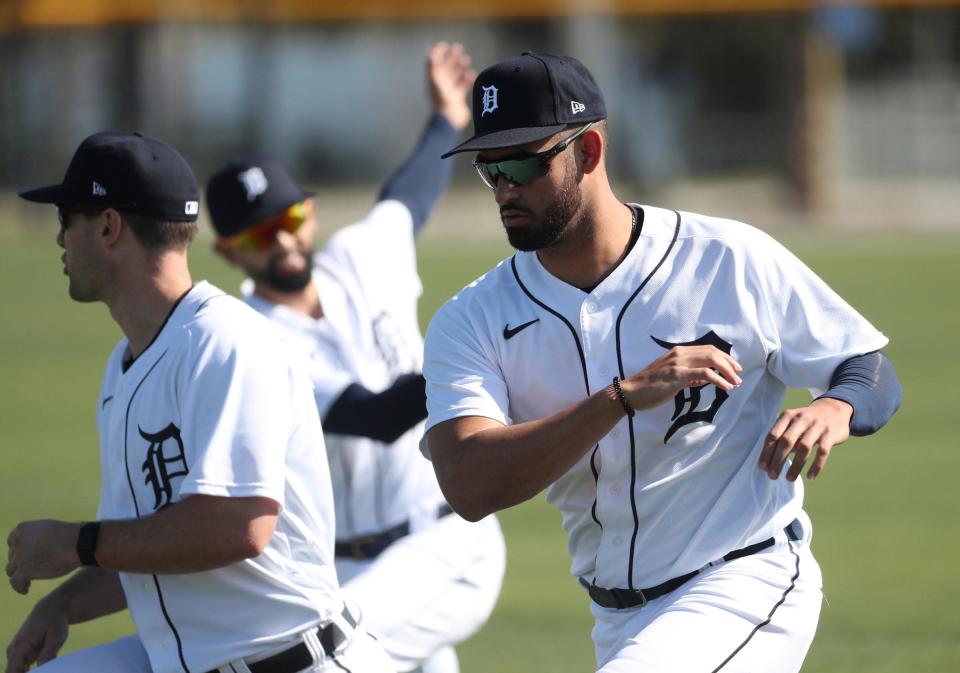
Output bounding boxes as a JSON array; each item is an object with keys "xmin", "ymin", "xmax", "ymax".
[
  {"xmin": 95, "ymin": 281, "xmax": 341, "ymax": 673},
  {"xmin": 424, "ymin": 205, "xmax": 888, "ymax": 591},
  {"xmin": 243, "ymin": 199, "xmax": 446, "ymax": 537}
]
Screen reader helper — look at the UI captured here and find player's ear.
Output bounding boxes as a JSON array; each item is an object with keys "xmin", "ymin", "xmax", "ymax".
[
  {"xmin": 579, "ymin": 128, "xmax": 603, "ymax": 174},
  {"xmin": 101, "ymin": 208, "xmax": 125, "ymax": 247}
]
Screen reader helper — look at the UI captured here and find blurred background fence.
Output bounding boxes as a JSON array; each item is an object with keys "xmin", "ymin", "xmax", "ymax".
[{"xmin": 1, "ymin": 0, "xmax": 959, "ymax": 232}]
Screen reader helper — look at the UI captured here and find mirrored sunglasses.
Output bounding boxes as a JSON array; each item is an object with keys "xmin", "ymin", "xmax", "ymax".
[
  {"xmin": 471, "ymin": 122, "xmax": 595, "ymax": 190},
  {"xmin": 221, "ymin": 201, "xmax": 311, "ymax": 251}
]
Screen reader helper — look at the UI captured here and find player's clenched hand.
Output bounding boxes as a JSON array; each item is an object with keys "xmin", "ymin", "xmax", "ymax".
[
  {"xmin": 428, "ymin": 40, "xmax": 476, "ymax": 131},
  {"xmin": 6, "ymin": 520, "xmax": 80, "ymax": 595},
  {"xmin": 758, "ymin": 397, "xmax": 853, "ymax": 481},
  {"xmin": 622, "ymin": 345, "xmax": 742, "ymax": 412},
  {"xmin": 5, "ymin": 599, "xmax": 69, "ymax": 673}
]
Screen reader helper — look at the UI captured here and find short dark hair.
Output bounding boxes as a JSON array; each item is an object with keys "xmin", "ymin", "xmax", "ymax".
[{"xmin": 121, "ymin": 211, "xmax": 197, "ymax": 251}]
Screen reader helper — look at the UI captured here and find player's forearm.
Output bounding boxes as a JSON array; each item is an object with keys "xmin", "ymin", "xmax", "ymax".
[
  {"xmin": 816, "ymin": 350, "xmax": 902, "ymax": 436},
  {"xmin": 323, "ymin": 373, "xmax": 427, "ymax": 443},
  {"xmin": 429, "ymin": 385, "xmax": 626, "ymax": 521},
  {"xmin": 95, "ymin": 495, "xmax": 279, "ymax": 574},
  {"xmin": 377, "ymin": 113, "xmax": 458, "ymax": 234},
  {"xmin": 39, "ymin": 567, "xmax": 126, "ymax": 624}
]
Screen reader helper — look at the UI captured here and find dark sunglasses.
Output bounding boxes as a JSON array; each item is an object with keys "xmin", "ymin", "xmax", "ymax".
[
  {"xmin": 471, "ymin": 122, "xmax": 595, "ymax": 190},
  {"xmin": 57, "ymin": 207, "xmax": 105, "ymax": 229}
]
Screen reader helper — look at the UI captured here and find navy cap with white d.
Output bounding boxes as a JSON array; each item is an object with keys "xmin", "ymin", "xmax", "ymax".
[
  {"xmin": 442, "ymin": 52, "xmax": 607, "ymax": 158},
  {"xmin": 205, "ymin": 155, "xmax": 314, "ymax": 239},
  {"xmin": 18, "ymin": 131, "xmax": 200, "ymax": 221}
]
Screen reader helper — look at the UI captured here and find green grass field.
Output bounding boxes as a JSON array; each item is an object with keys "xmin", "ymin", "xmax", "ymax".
[{"xmin": 1, "ymin": 223, "xmax": 958, "ymax": 672}]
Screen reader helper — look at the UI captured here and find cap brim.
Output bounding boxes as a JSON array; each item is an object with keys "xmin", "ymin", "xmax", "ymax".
[
  {"xmin": 18, "ymin": 184, "xmax": 70, "ymax": 205},
  {"xmin": 441, "ymin": 124, "xmax": 567, "ymax": 159}
]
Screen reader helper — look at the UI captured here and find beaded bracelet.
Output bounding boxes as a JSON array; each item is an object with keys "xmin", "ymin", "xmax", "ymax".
[{"xmin": 612, "ymin": 376, "xmax": 635, "ymax": 418}]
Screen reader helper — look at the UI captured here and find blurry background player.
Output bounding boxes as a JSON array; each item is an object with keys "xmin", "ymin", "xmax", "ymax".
[{"xmin": 205, "ymin": 42, "xmax": 505, "ymax": 673}]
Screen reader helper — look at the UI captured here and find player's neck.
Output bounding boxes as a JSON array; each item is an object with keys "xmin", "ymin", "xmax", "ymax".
[
  {"xmin": 537, "ymin": 195, "xmax": 634, "ymax": 290},
  {"xmin": 107, "ymin": 252, "xmax": 194, "ymax": 358},
  {"xmin": 254, "ymin": 281, "xmax": 324, "ymax": 320}
]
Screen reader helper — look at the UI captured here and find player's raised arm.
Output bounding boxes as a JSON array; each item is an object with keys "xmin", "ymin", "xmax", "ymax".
[
  {"xmin": 320, "ymin": 42, "xmax": 476, "ymax": 438},
  {"xmin": 428, "ymin": 40, "xmax": 474, "ymax": 132},
  {"xmin": 428, "ymin": 346, "xmax": 741, "ymax": 521},
  {"xmin": 376, "ymin": 41, "xmax": 475, "ymax": 235}
]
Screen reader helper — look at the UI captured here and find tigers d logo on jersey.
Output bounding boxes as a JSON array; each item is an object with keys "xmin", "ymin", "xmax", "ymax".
[
  {"xmin": 372, "ymin": 311, "xmax": 413, "ymax": 378},
  {"xmin": 139, "ymin": 423, "xmax": 189, "ymax": 510},
  {"xmin": 650, "ymin": 330, "xmax": 733, "ymax": 443}
]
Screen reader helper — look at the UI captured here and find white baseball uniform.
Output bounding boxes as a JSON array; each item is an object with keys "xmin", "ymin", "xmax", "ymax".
[
  {"xmin": 242, "ymin": 200, "xmax": 505, "ymax": 673},
  {"xmin": 40, "ymin": 281, "xmax": 393, "ymax": 673},
  {"xmin": 423, "ymin": 205, "xmax": 888, "ymax": 672}
]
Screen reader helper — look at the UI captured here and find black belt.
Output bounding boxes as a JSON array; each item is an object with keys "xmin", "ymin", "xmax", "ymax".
[
  {"xmin": 335, "ymin": 503, "xmax": 455, "ymax": 560},
  {"xmin": 205, "ymin": 603, "xmax": 357, "ymax": 673},
  {"xmin": 581, "ymin": 520, "xmax": 803, "ymax": 610}
]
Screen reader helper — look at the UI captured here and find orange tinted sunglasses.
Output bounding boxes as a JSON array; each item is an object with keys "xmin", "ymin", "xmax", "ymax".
[{"xmin": 220, "ymin": 201, "xmax": 312, "ymax": 251}]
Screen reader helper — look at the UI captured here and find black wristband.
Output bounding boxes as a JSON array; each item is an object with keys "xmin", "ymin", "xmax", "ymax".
[
  {"xmin": 612, "ymin": 377, "xmax": 635, "ymax": 418},
  {"xmin": 77, "ymin": 521, "xmax": 101, "ymax": 567}
]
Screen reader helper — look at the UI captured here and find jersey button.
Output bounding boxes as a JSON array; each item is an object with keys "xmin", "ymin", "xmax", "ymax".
[
  {"xmin": 610, "ymin": 428, "xmax": 620, "ymax": 438},
  {"xmin": 586, "ymin": 301, "xmax": 598, "ymax": 313},
  {"xmin": 613, "ymin": 536, "xmax": 623, "ymax": 546},
  {"xmin": 599, "ymin": 365, "xmax": 610, "ymax": 376},
  {"xmin": 610, "ymin": 484, "xmax": 622, "ymax": 495}
]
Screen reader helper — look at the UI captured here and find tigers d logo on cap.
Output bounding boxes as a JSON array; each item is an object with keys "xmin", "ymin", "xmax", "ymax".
[
  {"xmin": 442, "ymin": 51, "xmax": 607, "ymax": 158},
  {"xmin": 205, "ymin": 155, "xmax": 315, "ymax": 239},
  {"xmin": 481, "ymin": 85, "xmax": 499, "ymax": 116}
]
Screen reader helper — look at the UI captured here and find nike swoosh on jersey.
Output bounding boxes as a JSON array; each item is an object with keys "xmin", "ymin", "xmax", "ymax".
[{"xmin": 503, "ymin": 318, "xmax": 540, "ymax": 340}]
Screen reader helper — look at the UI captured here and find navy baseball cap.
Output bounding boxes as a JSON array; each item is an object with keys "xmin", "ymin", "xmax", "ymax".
[
  {"xmin": 442, "ymin": 52, "xmax": 607, "ymax": 158},
  {"xmin": 19, "ymin": 131, "xmax": 200, "ymax": 221},
  {"xmin": 205, "ymin": 155, "xmax": 314, "ymax": 239}
]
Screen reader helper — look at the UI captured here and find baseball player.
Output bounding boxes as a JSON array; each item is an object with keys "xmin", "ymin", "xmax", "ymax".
[
  {"xmin": 204, "ymin": 42, "xmax": 505, "ymax": 673},
  {"xmin": 422, "ymin": 52, "xmax": 903, "ymax": 673},
  {"xmin": 7, "ymin": 132, "xmax": 395, "ymax": 673}
]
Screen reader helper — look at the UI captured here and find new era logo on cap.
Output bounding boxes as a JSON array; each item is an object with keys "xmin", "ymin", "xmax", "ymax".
[
  {"xmin": 185, "ymin": 201, "xmax": 199, "ymax": 215},
  {"xmin": 92, "ymin": 181, "xmax": 107, "ymax": 196},
  {"xmin": 571, "ymin": 101, "xmax": 586, "ymax": 114}
]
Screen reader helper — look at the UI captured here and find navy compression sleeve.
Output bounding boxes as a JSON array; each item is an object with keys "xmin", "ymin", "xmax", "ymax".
[
  {"xmin": 377, "ymin": 112, "xmax": 460, "ymax": 235},
  {"xmin": 323, "ymin": 373, "xmax": 427, "ymax": 444},
  {"xmin": 816, "ymin": 350, "xmax": 902, "ymax": 436}
]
